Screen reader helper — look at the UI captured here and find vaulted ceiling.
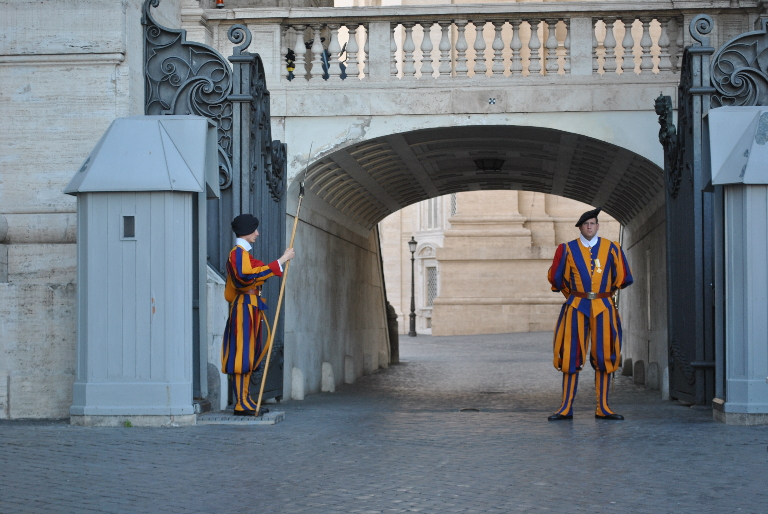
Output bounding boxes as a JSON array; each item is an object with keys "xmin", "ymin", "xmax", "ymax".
[{"xmin": 304, "ymin": 125, "xmax": 664, "ymax": 229}]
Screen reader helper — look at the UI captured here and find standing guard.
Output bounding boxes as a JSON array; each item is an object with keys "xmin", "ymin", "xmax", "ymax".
[
  {"xmin": 546, "ymin": 208, "xmax": 633, "ymax": 421},
  {"xmin": 222, "ymin": 214, "xmax": 294, "ymax": 416}
]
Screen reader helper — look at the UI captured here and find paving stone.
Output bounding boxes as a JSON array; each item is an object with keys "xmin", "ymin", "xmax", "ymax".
[{"xmin": 1, "ymin": 332, "xmax": 767, "ymax": 513}]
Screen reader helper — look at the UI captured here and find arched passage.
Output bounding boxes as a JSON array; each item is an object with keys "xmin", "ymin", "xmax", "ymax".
[
  {"xmin": 293, "ymin": 125, "xmax": 663, "ymax": 230},
  {"xmin": 282, "ymin": 124, "xmax": 666, "ymax": 401}
]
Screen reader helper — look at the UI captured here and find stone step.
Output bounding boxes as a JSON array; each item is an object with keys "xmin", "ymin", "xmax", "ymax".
[{"xmin": 197, "ymin": 411, "xmax": 285, "ymax": 426}]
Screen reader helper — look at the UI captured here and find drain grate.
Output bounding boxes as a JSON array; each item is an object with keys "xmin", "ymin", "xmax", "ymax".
[{"xmin": 459, "ymin": 408, "xmax": 480, "ymax": 412}]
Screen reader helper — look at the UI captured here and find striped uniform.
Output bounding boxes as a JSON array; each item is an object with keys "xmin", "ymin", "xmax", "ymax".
[
  {"xmin": 221, "ymin": 245, "xmax": 282, "ymax": 412},
  {"xmin": 547, "ymin": 237, "xmax": 633, "ymax": 416}
]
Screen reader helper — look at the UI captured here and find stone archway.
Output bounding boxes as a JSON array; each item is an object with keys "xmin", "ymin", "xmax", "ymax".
[
  {"xmin": 294, "ymin": 125, "xmax": 663, "ymax": 231},
  {"xmin": 282, "ymin": 124, "xmax": 666, "ymax": 400}
]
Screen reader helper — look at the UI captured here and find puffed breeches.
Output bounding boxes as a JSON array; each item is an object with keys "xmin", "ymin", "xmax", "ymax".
[{"xmin": 552, "ymin": 304, "xmax": 622, "ymax": 374}]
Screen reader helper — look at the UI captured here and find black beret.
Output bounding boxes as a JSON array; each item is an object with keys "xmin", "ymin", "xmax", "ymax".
[
  {"xmin": 575, "ymin": 207, "xmax": 602, "ymax": 227},
  {"xmin": 231, "ymin": 214, "xmax": 259, "ymax": 236}
]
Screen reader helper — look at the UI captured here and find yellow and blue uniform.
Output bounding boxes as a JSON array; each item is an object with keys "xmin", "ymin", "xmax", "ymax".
[
  {"xmin": 547, "ymin": 237, "xmax": 633, "ymax": 416},
  {"xmin": 221, "ymin": 245, "xmax": 282, "ymax": 413}
]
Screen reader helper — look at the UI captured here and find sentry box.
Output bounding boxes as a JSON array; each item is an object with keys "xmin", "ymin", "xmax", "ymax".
[
  {"xmin": 708, "ymin": 106, "xmax": 768, "ymax": 425},
  {"xmin": 65, "ymin": 116, "xmax": 219, "ymax": 426}
]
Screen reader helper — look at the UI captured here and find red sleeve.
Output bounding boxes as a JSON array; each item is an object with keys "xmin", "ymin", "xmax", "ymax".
[{"xmin": 248, "ymin": 257, "xmax": 283, "ymax": 278}]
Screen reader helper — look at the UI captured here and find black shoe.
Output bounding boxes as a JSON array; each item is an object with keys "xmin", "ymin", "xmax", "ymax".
[
  {"xmin": 548, "ymin": 413, "xmax": 573, "ymax": 421},
  {"xmin": 595, "ymin": 413, "xmax": 624, "ymax": 420},
  {"xmin": 233, "ymin": 407, "xmax": 269, "ymax": 416}
]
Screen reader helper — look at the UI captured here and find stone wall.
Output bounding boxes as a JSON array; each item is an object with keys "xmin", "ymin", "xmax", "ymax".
[
  {"xmin": 0, "ymin": 0, "xmax": 183, "ymax": 419},
  {"xmin": 283, "ymin": 211, "xmax": 390, "ymax": 399},
  {"xmin": 618, "ymin": 196, "xmax": 667, "ymax": 392}
]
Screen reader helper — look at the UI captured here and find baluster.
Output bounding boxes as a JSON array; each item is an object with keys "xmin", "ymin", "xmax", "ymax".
[
  {"xmin": 292, "ymin": 25, "xmax": 307, "ymax": 82},
  {"xmin": 492, "ymin": 21, "xmax": 505, "ymax": 77},
  {"xmin": 639, "ymin": 17, "xmax": 653, "ymax": 73},
  {"xmin": 592, "ymin": 19, "xmax": 599, "ymax": 74},
  {"xmin": 510, "ymin": 19, "xmax": 523, "ymax": 75},
  {"xmin": 473, "ymin": 20, "xmax": 487, "ymax": 77},
  {"xmin": 563, "ymin": 19, "xmax": 571, "ymax": 74},
  {"xmin": 346, "ymin": 23, "xmax": 360, "ymax": 79},
  {"xmin": 545, "ymin": 19, "xmax": 559, "ymax": 74},
  {"xmin": 420, "ymin": 22, "xmax": 434, "ymax": 78},
  {"xmin": 402, "ymin": 22, "xmax": 416, "ymax": 78},
  {"xmin": 621, "ymin": 18, "xmax": 635, "ymax": 74},
  {"xmin": 327, "ymin": 24, "xmax": 342, "ymax": 80},
  {"xmin": 438, "ymin": 21, "xmax": 452, "ymax": 78},
  {"xmin": 528, "ymin": 19, "xmax": 542, "ymax": 74},
  {"xmin": 673, "ymin": 17, "xmax": 683, "ymax": 71},
  {"xmin": 310, "ymin": 24, "xmax": 325, "ymax": 81},
  {"xmin": 455, "ymin": 20, "xmax": 469, "ymax": 77},
  {"xmin": 391, "ymin": 24, "xmax": 398, "ymax": 79},
  {"xmin": 280, "ymin": 26, "xmax": 289, "ymax": 81},
  {"xmin": 603, "ymin": 18, "xmax": 617, "ymax": 73},
  {"xmin": 363, "ymin": 25, "xmax": 368, "ymax": 77},
  {"xmin": 657, "ymin": 16, "xmax": 672, "ymax": 72}
]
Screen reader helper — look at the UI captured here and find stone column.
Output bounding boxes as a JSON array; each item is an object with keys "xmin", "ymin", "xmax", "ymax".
[
  {"xmin": 433, "ymin": 191, "xmax": 563, "ymax": 336},
  {"xmin": 442, "ymin": 191, "xmax": 531, "ymax": 248},
  {"xmin": 544, "ymin": 194, "xmax": 582, "ymax": 245},
  {"xmin": 518, "ymin": 191, "xmax": 555, "ymax": 247}
]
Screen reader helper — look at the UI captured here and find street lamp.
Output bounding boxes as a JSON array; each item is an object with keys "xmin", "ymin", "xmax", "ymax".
[{"xmin": 408, "ymin": 236, "xmax": 418, "ymax": 337}]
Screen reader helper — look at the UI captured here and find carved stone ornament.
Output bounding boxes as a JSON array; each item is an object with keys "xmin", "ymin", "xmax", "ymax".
[
  {"xmin": 143, "ymin": 0, "xmax": 234, "ymax": 189},
  {"xmin": 711, "ymin": 18, "xmax": 768, "ymax": 107},
  {"xmin": 418, "ymin": 245, "xmax": 435, "ymax": 258}
]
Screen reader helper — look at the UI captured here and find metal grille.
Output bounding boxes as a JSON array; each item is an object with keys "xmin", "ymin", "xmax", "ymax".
[
  {"xmin": 450, "ymin": 193, "xmax": 457, "ymax": 216},
  {"xmin": 426, "ymin": 266, "xmax": 437, "ymax": 306}
]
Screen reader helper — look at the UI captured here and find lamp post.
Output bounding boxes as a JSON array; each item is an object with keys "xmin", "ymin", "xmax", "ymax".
[{"xmin": 408, "ymin": 236, "xmax": 418, "ymax": 337}]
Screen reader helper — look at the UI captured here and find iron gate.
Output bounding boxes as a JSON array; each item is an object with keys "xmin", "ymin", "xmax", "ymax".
[
  {"xmin": 656, "ymin": 15, "xmax": 716, "ymax": 405},
  {"xmin": 657, "ymin": 14, "xmax": 768, "ymax": 405},
  {"xmin": 143, "ymin": 0, "xmax": 287, "ymax": 403}
]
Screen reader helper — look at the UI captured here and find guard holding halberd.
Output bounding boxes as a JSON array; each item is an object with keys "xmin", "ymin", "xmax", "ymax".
[
  {"xmin": 222, "ymin": 214, "xmax": 295, "ymax": 416},
  {"xmin": 546, "ymin": 207, "xmax": 633, "ymax": 421}
]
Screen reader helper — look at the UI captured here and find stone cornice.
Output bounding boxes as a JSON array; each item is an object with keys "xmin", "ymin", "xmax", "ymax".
[
  {"xmin": 202, "ymin": 1, "xmax": 759, "ymax": 23},
  {"xmin": 0, "ymin": 53, "xmax": 125, "ymax": 66}
]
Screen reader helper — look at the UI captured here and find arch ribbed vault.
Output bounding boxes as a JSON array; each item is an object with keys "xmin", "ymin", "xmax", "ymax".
[{"xmin": 304, "ymin": 125, "xmax": 663, "ymax": 228}]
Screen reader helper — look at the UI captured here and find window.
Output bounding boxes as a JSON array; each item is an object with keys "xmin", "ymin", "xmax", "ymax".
[
  {"xmin": 450, "ymin": 193, "xmax": 457, "ymax": 216},
  {"xmin": 122, "ymin": 215, "xmax": 136, "ymax": 239},
  {"xmin": 426, "ymin": 266, "xmax": 438, "ymax": 306},
  {"xmin": 426, "ymin": 197, "xmax": 439, "ymax": 229}
]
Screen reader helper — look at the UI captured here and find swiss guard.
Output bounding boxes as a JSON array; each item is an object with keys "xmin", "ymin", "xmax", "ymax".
[
  {"xmin": 222, "ymin": 214, "xmax": 295, "ymax": 416},
  {"xmin": 546, "ymin": 207, "xmax": 633, "ymax": 421}
]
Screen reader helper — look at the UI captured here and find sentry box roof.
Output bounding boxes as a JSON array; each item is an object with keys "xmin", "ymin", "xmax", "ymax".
[
  {"xmin": 709, "ymin": 107, "xmax": 768, "ymax": 186},
  {"xmin": 65, "ymin": 115, "xmax": 220, "ymax": 198}
]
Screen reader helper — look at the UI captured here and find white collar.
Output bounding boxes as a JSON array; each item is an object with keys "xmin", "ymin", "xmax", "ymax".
[
  {"xmin": 579, "ymin": 234, "xmax": 599, "ymax": 248},
  {"xmin": 235, "ymin": 237, "xmax": 252, "ymax": 252}
]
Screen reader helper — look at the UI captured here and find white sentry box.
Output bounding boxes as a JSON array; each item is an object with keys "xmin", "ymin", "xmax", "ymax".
[
  {"xmin": 65, "ymin": 116, "xmax": 219, "ymax": 426},
  {"xmin": 709, "ymin": 106, "xmax": 768, "ymax": 425}
]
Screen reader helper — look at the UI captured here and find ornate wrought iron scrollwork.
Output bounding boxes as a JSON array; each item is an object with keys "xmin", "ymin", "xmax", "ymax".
[
  {"xmin": 711, "ymin": 18, "xmax": 768, "ymax": 107},
  {"xmin": 655, "ymin": 94, "xmax": 682, "ymax": 198},
  {"xmin": 248, "ymin": 57, "xmax": 285, "ymax": 201},
  {"xmin": 143, "ymin": 0, "xmax": 234, "ymax": 189}
]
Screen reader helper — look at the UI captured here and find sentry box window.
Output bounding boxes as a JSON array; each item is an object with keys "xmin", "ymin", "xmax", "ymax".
[{"xmin": 122, "ymin": 215, "xmax": 136, "ymax": 240}]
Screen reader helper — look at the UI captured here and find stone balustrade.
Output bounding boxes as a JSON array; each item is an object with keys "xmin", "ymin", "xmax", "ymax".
[
  {"xmin": 188, "ymin": 1, "xmax": 757, "ymax": 88},
  {"xmin": 281, "ymin": 14, "xmax": 682, "ymax": 81}
]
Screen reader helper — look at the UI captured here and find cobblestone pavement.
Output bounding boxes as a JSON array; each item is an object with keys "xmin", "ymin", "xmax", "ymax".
[{"xmin": 2, "ymin": 332, "xmax": 767, "ymax": 514}]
